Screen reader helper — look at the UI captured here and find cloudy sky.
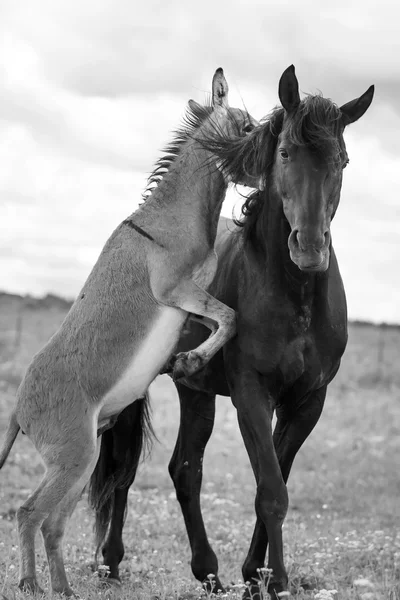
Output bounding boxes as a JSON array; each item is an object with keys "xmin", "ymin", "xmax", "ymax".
[{"xmin": 1, "ymin": 0, "xmax": 399, "ymax": 323}]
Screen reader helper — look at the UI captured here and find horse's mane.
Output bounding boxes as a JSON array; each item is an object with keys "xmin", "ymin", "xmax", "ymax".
[
  {"xmin": 203, "ymin": 94, "xmax": 345, "ymax": 235},
  {"xmin": 142, "ymin": 101, "xmax": 213, "ymax": 200},
  {"xmin": 284, "ymin": 94, "xmax": 344, "ymax": 161}
]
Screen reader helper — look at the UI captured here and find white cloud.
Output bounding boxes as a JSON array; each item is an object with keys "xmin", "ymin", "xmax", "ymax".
[{"xmin": 0, "ymin": 0, "xmax": 399, "ymax": 322}]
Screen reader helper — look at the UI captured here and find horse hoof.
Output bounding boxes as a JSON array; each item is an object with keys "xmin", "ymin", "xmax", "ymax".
[
  {"xmin": 202, "ymin": 575, "xmax": 225, "ymax": 594},
  {"xmin": 268, "ymin": 578, "xmax": 289, "ymax": 598},
  {"xmin": 173, "ymin": 351, "xmax": 203, "ymax": 380},
  {"xmin": 242, "ymin": 580, "xmax": 289, "ymax": 600},
  {"xmin": 18, "ymin": 577, "xmax": 45, "ymax": 595}
]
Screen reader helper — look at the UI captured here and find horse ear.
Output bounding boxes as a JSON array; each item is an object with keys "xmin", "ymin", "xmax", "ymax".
[
  {"xmin": 278, "ymin": 65, "xmax": 300, "ymax": 114},
  {"xmin": 212, "ymin": 67, "xmax": 229, "ymax": 108},
  {"xmin": 340, "ymin": 85, "xmax": 375, "ymax": 125}
]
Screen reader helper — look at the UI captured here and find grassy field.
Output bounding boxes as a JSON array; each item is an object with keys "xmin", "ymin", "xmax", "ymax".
[{"xmin": 0, "ymin": 293, "xmax": 399, "ymax": 599}]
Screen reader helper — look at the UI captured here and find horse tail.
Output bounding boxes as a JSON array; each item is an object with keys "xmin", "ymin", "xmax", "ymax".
[
  {"xmin": 0, "ymin": 411, "xmax": 20, "ymax": 469},
  {"xmin": 88, "ymin": 394, "xmax": 155, "ymax": 558}
]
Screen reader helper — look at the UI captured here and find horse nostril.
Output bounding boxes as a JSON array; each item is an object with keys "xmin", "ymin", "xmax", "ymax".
[
  {"xmin": 289, "ymin": 229, "xmax": 300, "ymax": 250},
  {"xmin": 324, "ymin": 230, "xmax": 331, "ymax": 247}
]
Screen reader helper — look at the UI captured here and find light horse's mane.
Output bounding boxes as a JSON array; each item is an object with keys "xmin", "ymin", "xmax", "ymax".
[
  {"xmin": 142, "ymin": 98, "xmax": 253, "ymax": 201},
  {"xmin": 202, "ymin": 94, "xmax": 346, "ymax": 238},
  {"xmin": 142, "ymin": 100, "xmax": 214, "ymax": 200}
]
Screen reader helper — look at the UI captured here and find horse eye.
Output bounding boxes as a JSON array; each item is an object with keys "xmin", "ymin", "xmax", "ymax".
[
  {"xmin": 279, "ymin": 149, "xmax": 289, "ymax": 160},
  {"xmin": 243, "ymin": 123, "xmax": 254, "ymax": 134},
  {"xmin": 342, "ymin": 158, "xmax": 350, "ymax": 169}
]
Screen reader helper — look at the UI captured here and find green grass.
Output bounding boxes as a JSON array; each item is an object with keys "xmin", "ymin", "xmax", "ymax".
[{"xmin": 0, "ymin": 295, "xmax": 399, "ymax": 599}]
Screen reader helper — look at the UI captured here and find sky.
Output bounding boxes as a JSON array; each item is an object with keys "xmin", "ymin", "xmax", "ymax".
[{"xmin": 1, "ymin": 0, "xmax": 399, "ymax": 323}]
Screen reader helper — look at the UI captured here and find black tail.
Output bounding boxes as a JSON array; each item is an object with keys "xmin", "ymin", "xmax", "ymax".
[
  {"xmin": 0, "ymin": 411, "xmax": 20, "ymax": 469},
  {"xmin": 88, "ymin": 394, "xmax": 155, "ymax": 557}
]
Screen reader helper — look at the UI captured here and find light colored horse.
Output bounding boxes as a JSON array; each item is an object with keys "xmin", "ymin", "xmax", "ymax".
[{"xmin": 0, "ymin": 69, "xmax": 259, "ymax": 596}]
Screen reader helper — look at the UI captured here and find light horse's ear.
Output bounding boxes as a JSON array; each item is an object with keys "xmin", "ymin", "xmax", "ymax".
[
  {"xmin": 340, "ymin": 85, "xmax": 375, "ymax": 126},
  {"xmin": 278, "ymin": 64, "xmax": 300, "ymax": 114},
  {"xmin": 212, "ymin": 67, "xmax": 229, "ymax": 108}
]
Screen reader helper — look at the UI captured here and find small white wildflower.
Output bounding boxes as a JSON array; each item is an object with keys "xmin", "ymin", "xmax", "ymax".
[
  {"xmin": 207, "ymin": 573, "xmax": 215, "ymax": 579},
  {"xmin": 97, "ymin": 565, "xmax": 110, "ymax": 573}
]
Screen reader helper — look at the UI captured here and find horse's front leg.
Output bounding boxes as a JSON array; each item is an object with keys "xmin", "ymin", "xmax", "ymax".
[
  {"xmin": 153, "ymin": 275, "xmax": 236, "ymax": 380},
  {"xmin": 229, "ymin": 365, "xmax": 288, "ymax": 598},
  {"xmin": 169, "ymin": 382, "xmax": 224, "ymax": 593},
  {"xmin": 273, "ymin": 386, "xmax": 327, "ymax": 483},
  {"xmin": 235, "ymin": 386, "xmax": 328, "ymax": 598}
]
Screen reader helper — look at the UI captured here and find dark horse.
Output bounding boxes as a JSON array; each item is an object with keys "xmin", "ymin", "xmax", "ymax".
[{"xmin": 88, "ymin": 66, "xmax": 374, "ymax": 597}]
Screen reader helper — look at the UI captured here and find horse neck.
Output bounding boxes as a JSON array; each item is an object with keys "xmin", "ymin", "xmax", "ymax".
[{"xmin": 145, "ymin": 139, "xmax": 227, "ymax": 248}]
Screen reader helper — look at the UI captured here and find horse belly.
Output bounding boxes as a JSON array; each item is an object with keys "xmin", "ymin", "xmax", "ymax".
[{"xmin": 100, "ymin": 306, "xmax": 186, "ymax": 419}]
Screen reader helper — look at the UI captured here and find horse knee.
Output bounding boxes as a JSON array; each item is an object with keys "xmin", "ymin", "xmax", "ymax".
[
  {"xmin": 169, "ymin": 460, "xmax": 201, "ymax": 505},
  {"xmin": 41, "ymin": 522, "xmax": 64, "ymax": 551},
  {"xmin": 17, "ymin": 505, "xmax": 37, "ymax": 534},
  {"xmin": 170, "ymin": 461, "xmax": 191, "ymax": 502},
  {"xmin": 256, "ymin": 482, "xmax": 288, "ymax": 524}
]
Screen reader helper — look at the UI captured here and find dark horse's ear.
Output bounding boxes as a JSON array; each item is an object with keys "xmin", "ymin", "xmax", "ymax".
[
  {"xmin": 278, "ymin": 65, "xmax": 300, "ymax": 114},
  {"xmin": 340, "ymin": 85, "xmax": 375, "ymax": 126}
]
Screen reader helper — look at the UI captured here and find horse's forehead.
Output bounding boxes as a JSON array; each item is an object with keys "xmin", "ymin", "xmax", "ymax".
[
  {"xmin": 277, "ymin": 129, "xmax": 345, "ymax": 169},
  {"xmin": 277, "ymin": 130, "xmax": 293, "ymax": 146}
]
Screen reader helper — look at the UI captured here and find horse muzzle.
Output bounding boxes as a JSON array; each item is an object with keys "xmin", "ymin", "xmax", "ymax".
[{"xmin": 288, "ymin": 229, "xmax": 331, "ymax": 272}]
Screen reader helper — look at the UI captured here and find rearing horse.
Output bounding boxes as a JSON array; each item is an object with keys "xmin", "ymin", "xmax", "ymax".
[
  {"xmin": 90, "ymin": 66, "xmax": 374, "ymax": 597},
  {"xmin": 0, "ymin": 68, "xmax": 259, "ymax": 597}
]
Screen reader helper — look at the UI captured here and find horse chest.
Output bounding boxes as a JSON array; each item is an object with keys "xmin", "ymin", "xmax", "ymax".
[
  {"xmin": 247, "ymin": 311, "xmax": 340, "ymax": 392},
  {"xmin": 278, "ymin": 321, "xmax": 345, "ymax": 392}
]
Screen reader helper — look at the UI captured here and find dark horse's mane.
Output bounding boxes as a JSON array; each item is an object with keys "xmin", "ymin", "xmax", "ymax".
[
  {"xmin": 202, "ymin": 94, "xmax": 345, "ymax": 236},
  {"xmin": 142, "ymin": 101, "xmax": 215, "ymax": 200}
]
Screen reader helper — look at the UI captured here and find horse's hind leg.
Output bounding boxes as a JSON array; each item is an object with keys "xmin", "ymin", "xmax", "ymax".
[
  {"xmin": 92, "ymin": 398, "xmax": 150, "ymax": 583},
  {"xmin": 40, "ymin": 438, "xmax": 101, "ymax": 596},
  {"xmin": 17, "ymin": 429, "xmax": 98, "ymax": 594},
  {"xmin": 101, "ymin": 486, "xmax": 130, "ymax": 582},
  {"xmin": 168, "ymin": 383, "xmax": 223, "ymax": 592}
]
